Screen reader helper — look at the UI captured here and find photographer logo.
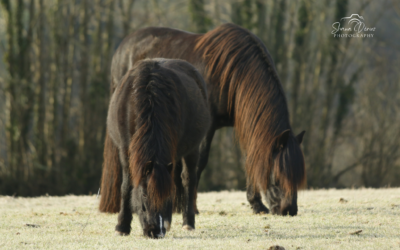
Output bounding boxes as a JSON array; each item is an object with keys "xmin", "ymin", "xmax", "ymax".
[{"xmin": 332, "ymin": 14, "xmax": 376, "ymax": 38}]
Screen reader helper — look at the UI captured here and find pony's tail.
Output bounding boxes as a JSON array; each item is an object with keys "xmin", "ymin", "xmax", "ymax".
[{"xmin": 99, "ymin": 132, "xmax": 122, "ymax": 213}]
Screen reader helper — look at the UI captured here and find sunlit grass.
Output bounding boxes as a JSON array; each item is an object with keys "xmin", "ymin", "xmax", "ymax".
[{"xmin": 1, "ymin": 188, "xmax": 399, "ymax": 249}]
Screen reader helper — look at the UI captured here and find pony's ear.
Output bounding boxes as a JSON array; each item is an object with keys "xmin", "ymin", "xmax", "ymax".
[
  {"xmin": 275, "ymin": 129, "xmax": 291, "ymax": 149},
  {"xmin": 296, "ymin": 131, "xmax": 306, "ymax": 145}
]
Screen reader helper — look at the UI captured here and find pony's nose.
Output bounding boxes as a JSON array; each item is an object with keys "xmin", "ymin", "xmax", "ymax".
[
  {"xmin": 280, "ymin": 197, "xmax": 298, "ymax": 216},
  {"xmin": 156, "ymin": 230, "xmax": 165, "ymax": 238},
  {"xmin": 147, "ymin": 228, "xmax": 165, "ymax": 239},
  {"xmin": 144, "ymin": 214, "xmax": 167, "ymax": 238}
]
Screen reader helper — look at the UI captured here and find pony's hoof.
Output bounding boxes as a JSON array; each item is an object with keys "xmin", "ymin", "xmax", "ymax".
[
  {"xmin": 182, "ymin": 225, "xmax": 194, "ymax": 231},
  {"xmin": 115, "ymin": 231, "xmax": 129, "ymax": 236}
]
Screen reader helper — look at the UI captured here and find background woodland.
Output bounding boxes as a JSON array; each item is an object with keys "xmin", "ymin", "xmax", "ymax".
[{"xmin": 0, "ymin": 0, "xmax": 399, "ymax": 196}]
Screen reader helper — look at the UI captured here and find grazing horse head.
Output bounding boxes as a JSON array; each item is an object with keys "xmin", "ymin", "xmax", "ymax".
[
  {"xmin": 266, "ymin": 130, "xmax": 306, "ymax": 216},
  {"xmin": 126, "ymin": 63, "xmax": 179, "ymax": 238},
  {"xmin": 131, "ymin": 162, "xmax": 173, "ymax": 238}
]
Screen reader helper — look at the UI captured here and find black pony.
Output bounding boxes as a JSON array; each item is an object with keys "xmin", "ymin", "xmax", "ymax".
[{"xmin": 107, "ymin": 59, "xmax": 210, "ymax": 238}]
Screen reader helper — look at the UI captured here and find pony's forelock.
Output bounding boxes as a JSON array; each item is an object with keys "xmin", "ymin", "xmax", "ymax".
[{"xmin": 273, "ymin": 135, "xmax": 306, "ymax": 196}]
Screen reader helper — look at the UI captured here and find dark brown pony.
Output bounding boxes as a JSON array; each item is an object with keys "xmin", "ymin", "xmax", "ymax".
[
  {"xmin": 107, "ymin": 59, "xmax": 210, "ymax": 237},
  {"xmin": 100, "ymin": 23, "xmax": 306, "ymax": 216}
]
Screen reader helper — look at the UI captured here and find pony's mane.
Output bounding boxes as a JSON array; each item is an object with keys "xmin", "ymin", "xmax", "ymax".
[
  {"xmin": 195, "ymin": 23, "xmax": 305, "ymax": 192},
  {"xmin": 127, "ymin": 60, "xmax": 181, "ymax": 209}
]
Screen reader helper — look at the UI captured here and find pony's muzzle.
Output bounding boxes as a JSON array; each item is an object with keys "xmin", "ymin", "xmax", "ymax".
[
  {"xmin": 144, "ymin": 227, "xmax": 166, "ymax": 239},
  {"xmin": 280, "ymin": 197, "xmax": 298, "ymax": 216},
  {"xmin": 144, "ymin": 214, "xmax": 166, "ymax": 239}
]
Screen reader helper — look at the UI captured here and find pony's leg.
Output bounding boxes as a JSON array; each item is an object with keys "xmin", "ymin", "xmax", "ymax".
[
  {"xmin": 181, "ymin": 151, "xmax": 199, "ymax": 230},
  {"xmin": 194, "ymin": 128, "xmax": 216, "ymax": 214},
  {"xmin": 246, "ymin": 179, "xmax": 269, "ymax": 214},
  {"xmin": 115, "ymin": 152, "xmax": 133, "ymax": 235},
  {"xmin": 173, "ymin": 160, "xmax": 184, "ymax": 213}
]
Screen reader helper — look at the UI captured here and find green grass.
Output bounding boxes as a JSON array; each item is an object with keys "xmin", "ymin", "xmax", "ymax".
[{"xmin": 1, "ymin": 188, "xmax": 400, "ymax": 249}]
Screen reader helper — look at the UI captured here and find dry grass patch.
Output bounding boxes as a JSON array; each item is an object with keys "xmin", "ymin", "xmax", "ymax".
[{"xmin": 1, "ymin": 188, "xmax": 400, "ymax": 249}]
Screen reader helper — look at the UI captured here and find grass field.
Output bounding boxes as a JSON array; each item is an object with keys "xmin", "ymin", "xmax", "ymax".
[{"xmin": 1, "ymin": 188, "xmax": 399, "ymax": 249}]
